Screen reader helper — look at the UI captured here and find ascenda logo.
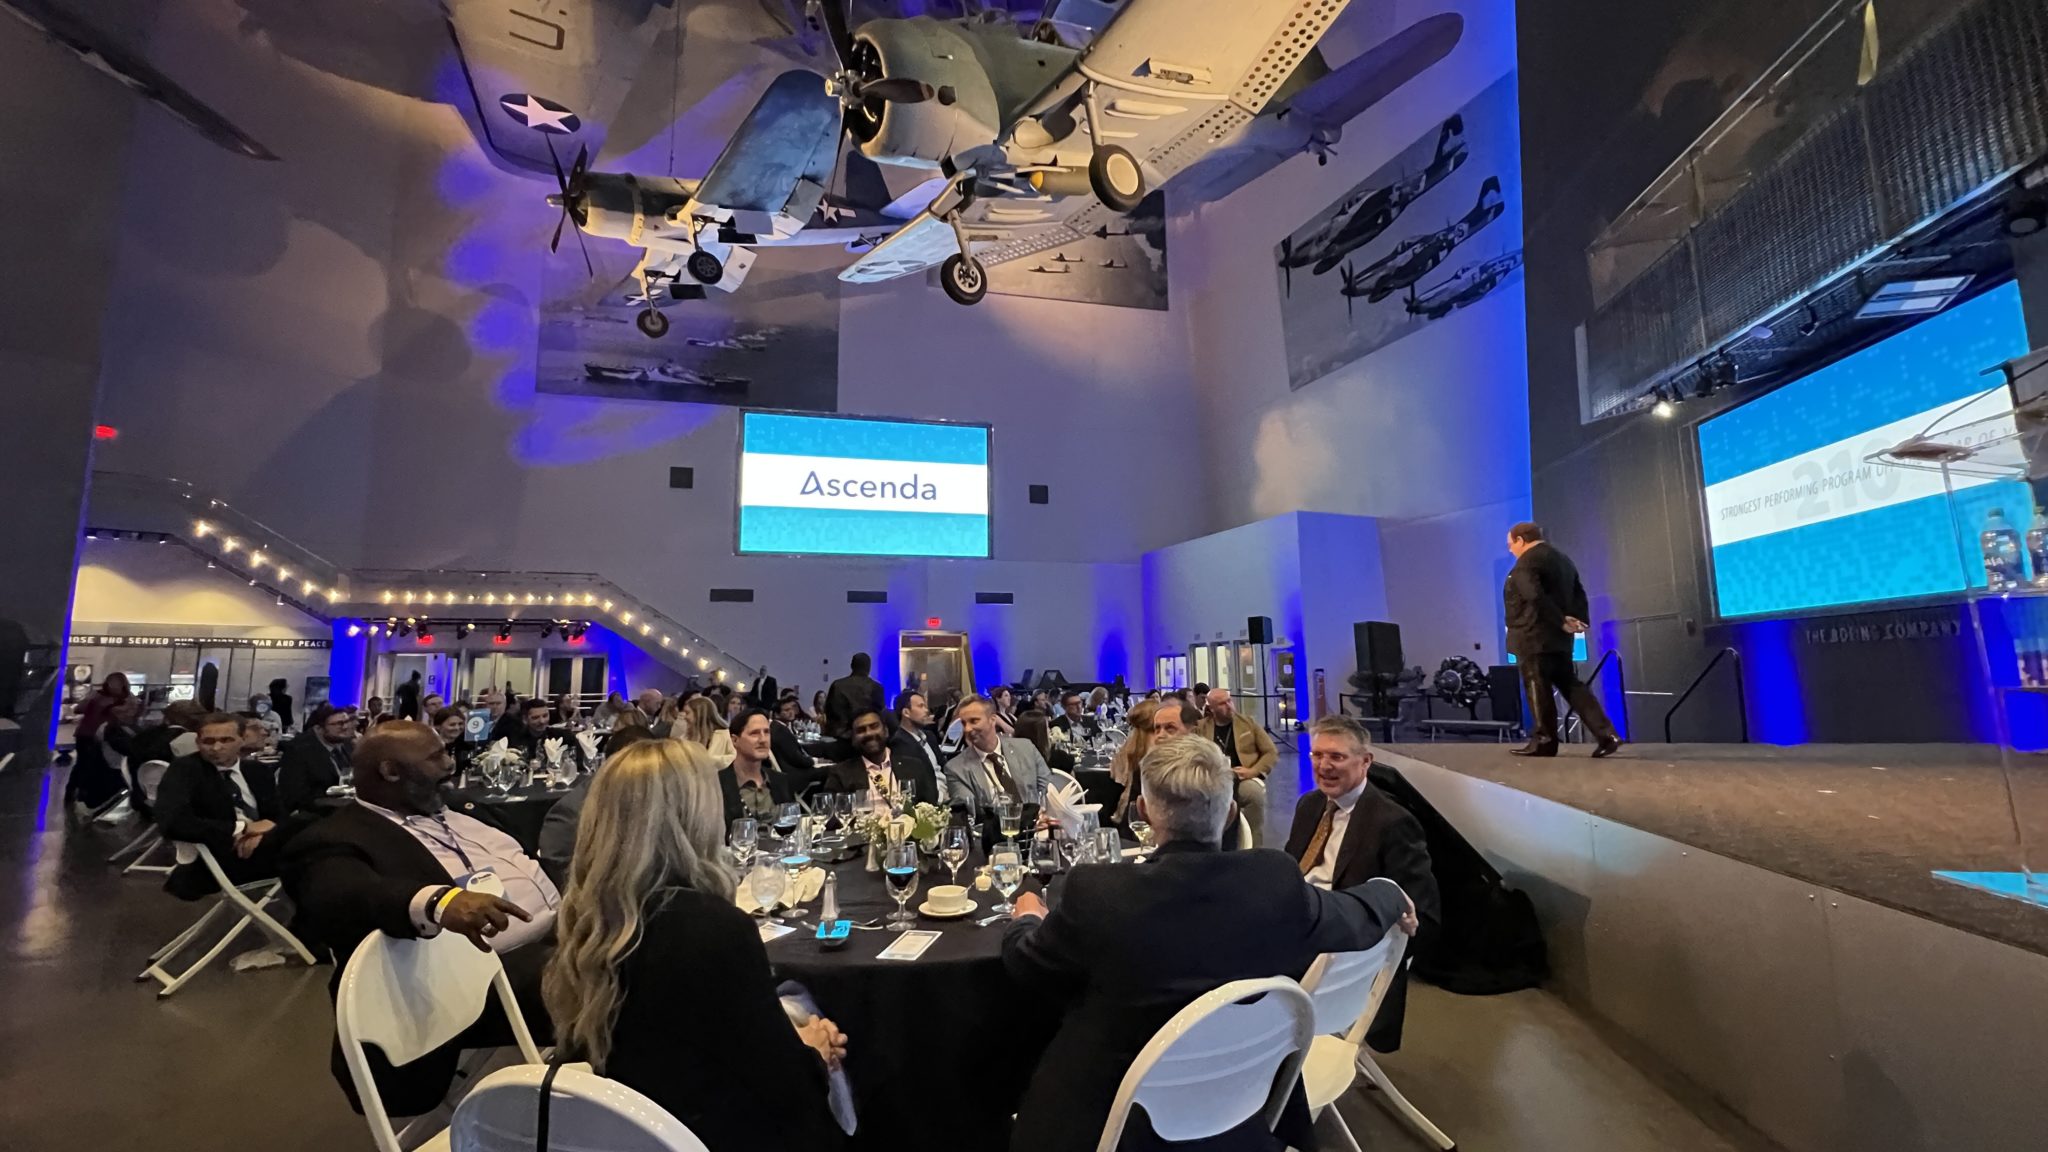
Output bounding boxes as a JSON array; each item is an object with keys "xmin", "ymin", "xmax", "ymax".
[{"xmin": 799, "ymin": 471, "xmax": 940, "ymax": 502}]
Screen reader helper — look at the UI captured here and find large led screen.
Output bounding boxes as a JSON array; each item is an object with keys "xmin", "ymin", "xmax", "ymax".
[
  {"xmin": 1698, "ymin": 282, "xmax": 2032, "ymax": 619},
  {"xmin": 737, "ymin": 412, "xmax": 991, "ymax": 558}
]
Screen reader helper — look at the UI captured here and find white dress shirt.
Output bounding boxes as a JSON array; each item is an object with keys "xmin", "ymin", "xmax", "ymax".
[
  {"xmin": 1306, "ymin": 778, "xmax": 1369, "ymax": 890},
  {"xmin": 361, "ymin": 800, "xmax": 560, "ymax": 952}
]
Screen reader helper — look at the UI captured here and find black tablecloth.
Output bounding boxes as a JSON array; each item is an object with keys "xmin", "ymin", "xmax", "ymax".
[
  {"xmin": 769, "ymin": 852, "xmax": 1058, "ymax": 1152},
  {"xmin": 444, "ymin": 783, "xmax": 569, "ymax": 855}
]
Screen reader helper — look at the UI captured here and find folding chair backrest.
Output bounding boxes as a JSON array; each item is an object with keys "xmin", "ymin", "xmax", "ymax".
[
  {"xmin": 1300, "ymin": 929, "xmax": 1408, "ymax": 1042},
  {"xmin": 337, "ymin": 931, "xmax": 542, "ymax": 1152},
  {"xmin": 135, "ymin": 760, "xmax": 170, "ymax": 806},
  {"xmin": 1098, "ymin": 976, "xmax": 1316, "ymax": 1152},
  {"xmin": 451, "ymin": 1063, "xmax": 712, "ymax": 1152},
  {"xmin": 1049, "ymin": 768, "xmax": 1085, "ymax": 804},
  {"xmin": 1235, "ymin": 813, "xmax": 1254, "ymax": 850}
]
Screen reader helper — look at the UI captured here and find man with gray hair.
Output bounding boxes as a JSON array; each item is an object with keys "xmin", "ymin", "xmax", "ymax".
[{"xmin": 1002, "ymin": 735, "xmax": 1417, "ymax": 1151}]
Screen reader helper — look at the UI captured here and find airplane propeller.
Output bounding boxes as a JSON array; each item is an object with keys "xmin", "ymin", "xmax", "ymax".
[
  {"xmin": 811, "ymin": 0, "xmax": 936, "ymax": 142},
  {"xmin": 544, "ymin": 138, "xmax": 596, "ymax": 279},
  {"xmin": 1340, "ymin": 261, "xmax": 1368, "ymax": 320},
  {"xmin": 1280, "ymin": 236, "xmax": 1294, "ymax": 297}
]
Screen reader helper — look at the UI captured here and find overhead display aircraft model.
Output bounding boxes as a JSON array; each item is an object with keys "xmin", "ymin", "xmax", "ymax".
[
  {"xmin": 1338, "ymin": 175, "xmax": 1503, "ymax": 308},
  {"xmin": 1279, "ymin": 114, "xmax": 1469, "ymax": 294}
]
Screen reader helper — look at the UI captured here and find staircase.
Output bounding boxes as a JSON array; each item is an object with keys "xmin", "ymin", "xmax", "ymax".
[{"xmin": 83, "ymin": 471, "xmax": 758, "ymax": 691}]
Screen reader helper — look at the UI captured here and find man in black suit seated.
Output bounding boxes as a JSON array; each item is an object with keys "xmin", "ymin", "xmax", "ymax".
[
  {"xmin": 278, "ymin": 703, "xmax": 357, "ymax": 814},
  {"xmin": 504, "ymin": 697, "xmax": 587, "ymax": 770},
  {"xmin": 893, "ymin": 690, "xmax": 947, "ymax": 786},
  {"xmin": 821, "ymin": 707, "xmax": 938, "ymax": 805},
  {"xmin": 768, "ymin": 695, "xmax": 821, "ymax": 795},
  {"xmin": 1504, "ymin": 520, "xmax": 1622, "ymax": 758},
  {"xmin": 1049, "ymin": 689, "xmax": 1101, "ymax": 741},
  {"xmin": 1283, "ymin": 715, "xmax": 1439, "ymax": 1052},
  {"xmin": 1003, "ymin": 736, "xmax": 1417, "ymax": 1152},
  {"xmin": 823, "ymin": 652, "xmax": 886, "ymax": 749},
  {"xmin": 155, "ymin": 712, "xmax": 297, "ymax": 899},
  {"xmin": 281, "ymin": 721, "xmax": 556, "ymax": 1120}
]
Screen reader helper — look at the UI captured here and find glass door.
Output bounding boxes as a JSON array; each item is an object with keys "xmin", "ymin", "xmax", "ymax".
[{"xmin": 1190, "ymin": 645, "xmax": 1213, "ymax": 690}]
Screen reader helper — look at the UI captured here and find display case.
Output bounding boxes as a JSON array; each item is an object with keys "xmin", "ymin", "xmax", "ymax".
[{"xmin": 1870, "ymin": 360, "xmax": 2048, "ymax": 909}]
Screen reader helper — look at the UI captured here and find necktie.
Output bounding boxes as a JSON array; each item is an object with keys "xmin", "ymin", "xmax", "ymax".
[
  {"xmin": 221, "ymin": 769, "xmax": 258, "ymax": 818},
  {"xmin": 1298, "ymin": 802, "xmax": 1337, "ymax": 877},
  {"xmin": 988, "ymin": 752, "xmax": 1021, "ymax": 802}
]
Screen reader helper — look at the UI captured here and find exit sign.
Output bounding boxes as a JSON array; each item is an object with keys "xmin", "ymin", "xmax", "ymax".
[{"xmin": 926, "ymin": 617, "xmax": 942, "ymax": 629}]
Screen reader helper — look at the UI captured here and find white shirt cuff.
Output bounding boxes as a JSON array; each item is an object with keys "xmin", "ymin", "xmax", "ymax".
[
  {"xmin": 234, "ymin": 817, "xmax": 248, "ymax": 838},
  {"xmin": 409, "ymin": 885, "xmax": 446, "ymax": 937}
]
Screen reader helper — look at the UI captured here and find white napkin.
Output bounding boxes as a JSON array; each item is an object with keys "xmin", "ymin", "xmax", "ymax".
[
  {"xmin": 575, "ymin": 730, "xmax": 601, "ymax": 764},
  {"xmin": 541, "ymin": 736, "xmax": 566, "ymax": 766},
  {"xmin": 735, "ymin": 866, "xmax": 826, "ymax": 912},
  {"xmin": 487, "ymin": 738, "xmax": 510, "ymax": 758},
  {"xmin": 1041, "ymin": 781, "xmax": 1084, "ymax": 828}
]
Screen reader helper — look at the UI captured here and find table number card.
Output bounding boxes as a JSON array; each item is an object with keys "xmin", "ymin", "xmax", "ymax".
[
  {"xmin": 758, "ymin": 921, "xmax": 797, "ymax": 944},
  {"xmin": 875, "ymin": 930, "xmax": 942, "ymax": 961}
]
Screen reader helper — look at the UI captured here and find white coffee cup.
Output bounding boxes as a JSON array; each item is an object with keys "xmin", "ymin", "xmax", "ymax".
[{"xmin": 928, "ymin": 884, "xmax": 970, "ymax": 913}]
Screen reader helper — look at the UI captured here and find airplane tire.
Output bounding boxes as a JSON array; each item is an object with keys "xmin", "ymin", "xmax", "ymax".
[
  {"xmin": 686, "ymin": 250, "xmax": 724, "ymax": 285},
  {"xmin": 940, "ymin": 254, "xmax": 988, "ymax": 306},
  {"xmin": 636, "ymin": 309, "xmax": 670, "ymax": 339},
  {"xmin": 1089, "ymin": 146, "xmax": 1145, "ymax": 214}
]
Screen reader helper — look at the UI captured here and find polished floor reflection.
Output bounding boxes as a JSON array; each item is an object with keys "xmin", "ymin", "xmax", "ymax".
[{"xmin": 3, "ymin": 754, "xmax": 1779, "ymax": 1152}]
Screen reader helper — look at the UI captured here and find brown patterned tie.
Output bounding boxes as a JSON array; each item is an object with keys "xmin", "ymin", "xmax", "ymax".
[{"xmin": 1297, "ymin": 802, "xmax": 1336, "ymax": 876}]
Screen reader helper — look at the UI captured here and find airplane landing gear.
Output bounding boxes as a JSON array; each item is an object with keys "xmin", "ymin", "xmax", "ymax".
[
  {"xmin": 940, "ymin": 253, "xmax": 987, "ymax": 306},
  {"xmin": 637, "ymin": 308, "xmax": 670, "ymax": 339},
  {"xmin": 686, "ymin": 249, "xmax": 724, "ymax": 285},
  {"xmin": 1088, "ymin": 145, "xmax": 1145, "ymax": 213}
]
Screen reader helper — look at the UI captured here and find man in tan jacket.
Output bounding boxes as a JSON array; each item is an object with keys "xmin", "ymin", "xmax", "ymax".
[{"xmin": 1199, "ymin": 688, "xmax": 1277, "ymax": 847}]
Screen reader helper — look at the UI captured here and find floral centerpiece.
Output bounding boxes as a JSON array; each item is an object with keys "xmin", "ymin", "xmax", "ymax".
[{"xmin": 855, "ymin": 801, "xmax": 954, "ymax": 869}]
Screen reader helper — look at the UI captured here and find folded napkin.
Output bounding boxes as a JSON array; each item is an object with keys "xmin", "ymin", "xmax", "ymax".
[
  {"xmin": 575, "ymin": 730, "xmax": 601, "ymax": 764},
  {"xmin": 735, "ymin": 866, "xmax": 826, "ymax": 913},
  {"xmin": 541, "ymin": 736, "xmax": 566, "ymax": 766}
]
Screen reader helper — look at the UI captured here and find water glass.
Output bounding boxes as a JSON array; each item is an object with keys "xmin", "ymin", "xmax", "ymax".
[
  {"xmin": 747, "ymin": 858, "xmax": 786, "ymax": 917},
  {"xmin": 1095, "ymin": 827, "xmax": 1123, "ymax": 864},
  {"xmin": 884, "ymin": 841, "xmax": 921, "ymax": 931},
  {"xmin": 938, "ymin": 825, "xmax": 971, "ymax": 887},
  {"xmin": 730, "ymin": 817, "xmax": 759, "ymax": 866},
  {"xmin": 990, "ymin": 847, "xmax": 1023, "ymax": 917}
]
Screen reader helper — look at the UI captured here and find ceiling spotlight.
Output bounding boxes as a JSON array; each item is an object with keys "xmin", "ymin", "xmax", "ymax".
[
  {"xmin": 206, "ymin": 560, "xmax": 215, "ymax": 568},
  {"xmin": 1653, "ymin": 397, "xmax": 1676, "ymax": 419},
  {"xmin": 85, "ymin": 529, "xmax": 98, "ymax": 540},
  {"xmin": 2006, "ymin": 202, "xmax": 2046, "ymax": 237},
  {"xmin": 457, "ymin": 622, "xmax": 475, "ymax": 639},
  {"xmin": 346, "ymin": 624, "xmax": 362, "ymax": 637},
  {"xmin": 417, "ymin": 629, "xmax": 435, "ymax": 644},
  {"xmin": 396, "ymin": 621, "xmax": 413, "ymax": 638},
  {"xmin": 368, "ymin": 624, "xmax": 381, "ymax": 636},
  {"xmin": 248, "ymin": 578, "xmax": 258, "ymax": 586},
  {"xmin": 194, "ymin": 521, "xmax": 210, "ymax": 537},
  {"xmin": 541, "ymin": 622, "xmax": 556, "ymax": 639},
  {"xmin": 566, "ymin": 621, "xmax": 588, "ymax": 641},
  {"xmin": 497, "ymin": 622, "xmax": 513, "ymax": 641}
]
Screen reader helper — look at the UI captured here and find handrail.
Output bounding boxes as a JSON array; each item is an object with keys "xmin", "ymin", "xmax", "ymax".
[
  {"xmin": 1560, "ymin": 648, "xmax": 1627, "ymax": 741},
  {"xmin": 1663, "ymin": 647, "xmax": 1748, "ymax": 744}
]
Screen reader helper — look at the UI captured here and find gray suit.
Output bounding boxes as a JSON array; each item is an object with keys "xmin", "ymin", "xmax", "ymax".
[{"xmin": 944, "ymin": 736, "xmax": 1052, "ymax": 813}]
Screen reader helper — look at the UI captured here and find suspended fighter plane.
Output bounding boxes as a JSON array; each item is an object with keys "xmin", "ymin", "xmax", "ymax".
[
  {"xmin": 1337, "ymin": 175, "xmax": 1504, "ymax": 308},
  {"xmin": 1278, "ymin": 113, "xmax": 1470, "ymax": 294}
]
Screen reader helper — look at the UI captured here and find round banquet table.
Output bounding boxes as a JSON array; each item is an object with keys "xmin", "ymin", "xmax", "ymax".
[{"xmin": 767, "ymin": 851, "xmax": 1061, "ymax": 1152}]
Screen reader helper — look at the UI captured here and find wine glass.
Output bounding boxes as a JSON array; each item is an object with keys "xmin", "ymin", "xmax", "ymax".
[
  {"xmin": 747, "ymin": 858, "xmax": 786, "ymax": 918},
  {"xmin": 990, "ymin": 847, "xmax": 1023, "ymax": 918},
  {"xmin": 995, "ymin": 793, "xmax": 1023, "ymax": 851},
  {"xmin": 1028, "ymin": 835, "xmax": 1061, "ymax": 879},
  {"xmin": 779, "ymin": 836, "xmax": 812, "ymax": 920},
  {"xmin": 1129, "ymin": 818, "xmax": 1155, "ymax": 853},
  {"xmin": 883, "ymin": 840, "xmax": 921, "ymax": 931},
  {"xmin": 773, "ymin": 801, "xmax": 803, "ymax": 841},
  {"xmin": 938, "ymin": 825, "xmax": 971, "ymax": 888},
  {"xmin": 730, "ymin": 817, "xmax": 759, "ymax": 867},
  {"xmin": 1057, "ymin": 832, "xmax": 1085, "ymax": 870}
]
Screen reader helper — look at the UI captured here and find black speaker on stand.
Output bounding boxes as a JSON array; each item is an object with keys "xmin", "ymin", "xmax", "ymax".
[
  {"xmin": 1245, "ymin": 616, "xmax": 1292, "ymax": 748},
  {"xmin": 1351, "ymin": 621, "xmax": 1403, "ymax": 739}
]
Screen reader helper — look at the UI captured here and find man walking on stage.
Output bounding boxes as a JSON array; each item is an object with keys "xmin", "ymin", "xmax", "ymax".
[{"xmin": 1504, "ymin": 522, "xmax": 1623, "ymax": 758}]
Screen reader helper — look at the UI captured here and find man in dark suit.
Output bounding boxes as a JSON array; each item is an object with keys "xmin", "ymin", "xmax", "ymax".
[
  {"xmin": 1049, "ymin": 689, "xmax": 1101, "ymax": 740},
  {"xmin": 1505, "ymin": 521, "xmax": 1622, "ymax": 757},
  {"xmin": 504, "ymin": 697, "xmax": 587, "ymax": 769},
  {"xmin": 823, "ymin": 652, "xmax": 886, "ymax": 742},
  {"xmin": 154, "ymin": 712, "xmax": 295, "ymax": 899},
  {"xmin": 821, "ymin": 707, "xmax": 939, "ymax": 805},
  {"xmin": 747, "ymin": 666, "xmax": 779, "ymax": 710},
  {"xmin": 281, "ymin": 721, "xmax": 553, "ymax": 1120},
  {"xmin": 1283, "ymin": 715, "xmax": 1438, "ymax": 1052},
  {"xmin": 893, "ymin": 689, "xmax": 947, "ymax": 788},
  {"xmin": 767, "ymin": 696, "xmax": 820, "ymax": 793},
  {"xmin": 277, "ymin": 703, "xmax": 357, "ymax": 813},
  {"xmin": 1004, "ymin": 735, "xmax": 1417, "ymax": 1152}
]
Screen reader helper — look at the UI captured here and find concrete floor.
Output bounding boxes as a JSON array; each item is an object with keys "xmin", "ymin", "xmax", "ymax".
[{"xmin": 3, "ymin": 754, "xmax": 1783, "ymax": 1152}]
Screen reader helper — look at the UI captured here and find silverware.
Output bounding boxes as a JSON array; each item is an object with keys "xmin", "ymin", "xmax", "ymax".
[{"xmin": 974, "ymin": 913, "xmax": 1008, "ymax": 927}]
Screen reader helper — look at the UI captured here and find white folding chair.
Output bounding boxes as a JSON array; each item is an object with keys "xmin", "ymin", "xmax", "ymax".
[
  {"xmin": 338, "ymin": 930, "xmax": 545, "ymax": 1152},
  {"xmin": 450, "ymin": 1063, "xmax": 713, "ymax": 1152},
  {"xmin": 108, "ymin": 759, "xmax": 174, "ymax": 874},
  {"xmin": 1049, "ymin": 768, "xmax": 1086, "ymax": 806},
  {"xmin": 1096, "ymin": 976, "xmax": 1316, "ymax": 1152},
  {"xmin": 1236, "ymin": 812, "xmax": 1255, "ymax": 850},
  {"xmin": 136, "ymin": 843, "xmax": 317, "ymax": 998},
  {"xmin": 1298, "ymin": 930, "xmax": 1453, "ymax": 1152}
]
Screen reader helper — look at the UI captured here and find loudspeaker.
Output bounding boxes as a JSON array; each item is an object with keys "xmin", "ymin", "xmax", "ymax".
[
  {"xmin": 1488, "ymin": 665, "xmax": 1526, "ymax": 727},
  {"xmin": 1353, "ymin": 621, "xmax": 1403, "ymax": 679},
  {"xmin": 1246, "ymin": 616, "xmax": 1274, "ymax": 644}
]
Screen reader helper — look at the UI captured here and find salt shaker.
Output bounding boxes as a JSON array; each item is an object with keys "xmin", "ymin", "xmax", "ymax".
[{"xmin": 820, "ymin": 869, "xmax": 839, "ymax": 923}]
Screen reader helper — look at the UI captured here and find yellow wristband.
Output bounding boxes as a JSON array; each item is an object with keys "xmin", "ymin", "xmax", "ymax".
[{"xmin": 433, "ymin": 887, "xmax": 464, "ymax": 920}]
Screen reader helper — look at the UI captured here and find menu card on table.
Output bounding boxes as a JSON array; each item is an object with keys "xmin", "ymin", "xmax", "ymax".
[{"xmin": 875, "ymin": 930, "xmax": 942, "ymax": 961}]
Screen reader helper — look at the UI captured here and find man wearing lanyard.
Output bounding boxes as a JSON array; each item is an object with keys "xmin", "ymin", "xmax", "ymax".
[
  {"xmin": 282, "ymin": 721, "xmax": 556, "ymax": 1119},
  {"xmin": 824, "ymin": 707, "xmax": 937, "ymax": 805}
]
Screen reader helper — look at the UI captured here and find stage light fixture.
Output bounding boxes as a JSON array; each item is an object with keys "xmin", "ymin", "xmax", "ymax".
[
  {"xmin": 457, "ymin": 623, "xmax": 475, "ymax": 638},
  {"xmin": 194, "ymin": 521, "xmax": 210, "ymax": 537},
  {"xmin": 496, "ymin": 623, "xmax": 513, "ymax": 642},
  {"xmin": 540, "ymin": 622, "xmax": 556, "ymax": 639},
  {"xmin": 1653, "ymin": 397, "xmax": 1676, "ymax": 419},
  {"xmin": 368, "ymin": 625, "xmax": 381, "ymax": 636},
  {"xmin": 346, "ymin": 624, "xmax": 361, "ymax": 637},
  {"xmin": 396, "ymin": 621, "xmax": 413, "ymax": 638},
  {"xmin": 222, "ymin": 537, "xmax": 238, "ymax": 553},
  {"xmin": 1797, "ymin": 304, "xmax": 1820, "ymax": 337},
  {"xmin": 85, "ymin": 529, "xmax": 98, "ymax": 540},
  {"xmin": 276, "ymin": 566, "xmax": 290, "ymax": 581}
]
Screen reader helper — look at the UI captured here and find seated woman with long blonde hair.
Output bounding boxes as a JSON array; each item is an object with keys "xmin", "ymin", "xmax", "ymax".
[
  {"xmin": 1107, "ymin": 698, "xmax": 1159, "ymax": 825},
  {"xmin": 543, "ymin": 740, "xmax": 846, "ymax": 1151},
  {"xmin": 679, "ymin": 695, "xmax": 737, "ymax": 766}
]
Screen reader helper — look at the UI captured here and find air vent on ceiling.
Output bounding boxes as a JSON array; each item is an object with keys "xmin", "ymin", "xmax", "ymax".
[
  {"xmin": 974, "ymin": 592, "xmax": 1015, "ymax": 605},
  {"xmin": 709, "ymin": 588, "xmax": 753, "ymax": 603},
  {"xmin": 847, "ymin": 590, "xmax": 887, "ymax": 604}
]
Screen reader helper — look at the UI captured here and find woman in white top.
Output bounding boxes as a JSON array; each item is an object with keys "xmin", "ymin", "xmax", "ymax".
[{"xmin": 680, "ymin": 695, "xmax": 737, "ymax": 767}]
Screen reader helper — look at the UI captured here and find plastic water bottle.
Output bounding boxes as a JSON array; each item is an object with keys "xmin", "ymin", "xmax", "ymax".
[
  {"xmin": 2027, "ymin": 507, "xmax": 2048, "ymax": 588},
  {"xmin": 1982, "ymin": 509, "xmax": 2024, "ymax": 591}
]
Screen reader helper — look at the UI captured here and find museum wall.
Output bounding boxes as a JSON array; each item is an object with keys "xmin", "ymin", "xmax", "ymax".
[
  {"xmin": 1169, "ymin": 0, "xmax": 1530, "ymax": 687},
  {"xmin": 81, "ymin": 2, "xmax": 1191, "ymax": 692}
]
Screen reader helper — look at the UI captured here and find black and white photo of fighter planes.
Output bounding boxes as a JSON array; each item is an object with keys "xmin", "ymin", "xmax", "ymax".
[
  {"xmin": 1277, "ymin": 115, "xmax": 1468, "ymax": 294},
  {"xmin": 1405, "ymin": 250, "xmax": 1524, "ymax": 321},
  {"xmin": 1335, "ymin": 177, "xmax": 1504, "ymax": 313}
]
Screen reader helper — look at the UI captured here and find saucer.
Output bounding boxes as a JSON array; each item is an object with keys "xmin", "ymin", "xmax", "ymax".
[{"xmin": 918, "ymin": 898, "xmax": 977, "ymax": 920}]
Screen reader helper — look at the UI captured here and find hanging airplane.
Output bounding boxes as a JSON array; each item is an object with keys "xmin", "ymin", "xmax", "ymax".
[
  {"xmin": 1278, "ymin": 114, "xmax": 1469, "ymax": 294},
  {"xmin": 1406, "ymin": 250, "xmax": 1525, "ymax": 320},
  {"xmin": 1339, "ymin": 176, "xmax": 1504, "ymax": 306}
]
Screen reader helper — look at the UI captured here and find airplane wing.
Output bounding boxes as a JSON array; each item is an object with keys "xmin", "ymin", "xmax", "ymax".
[
  {"xmin": 839, "ymin": 188, "xmax": 1098, "ymax": 285},
  {"xmin": 692, "ymin": 71, "xmax": 846, "ymax": 236},
  {"xmin": 443, "ymin": 0, "xmax": 670, "ymax": 176}
]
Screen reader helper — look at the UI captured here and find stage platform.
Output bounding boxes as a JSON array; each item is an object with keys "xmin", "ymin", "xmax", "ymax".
[{"xmin": 1381, "ymin": 741, "xmax": 2048, "ymax": 957}]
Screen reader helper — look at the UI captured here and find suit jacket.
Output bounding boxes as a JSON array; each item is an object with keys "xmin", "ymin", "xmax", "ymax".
[
  {"xmin": 1504, "ymin": 541, "xmax": 1590, "ymax": 658},
  {"xmin": 768, "ymin": 719, "xmax": 822, "ymax": 796},
  {"xmin": 1196, "ymin": 714, "xmax": 1279, "ymax": 779},
  {"xmin": 823, "ymin": 673, "xmax": 886, "ymax": 738},
  {"xmin": 747, "ymin": 675, "xmax": 779, "ymax": 710},
  {"xmin": 602, "ymin": 886, "xmax": 842, "ymax": 1152},
  {"xmin": 1283, "ymin": 785, "xmax": 1439, "ymax": 1051},
  {"xmin": 278, "ymin": 729, "xmax": 352, "ymax": 814},
  {"xmin": 504, "ymin": 724, "xmax": 588, "ymax": 769},
  {"xmin": 1050, "ymin": 713, "xmax": 1101, "ymax": 740},
  {"xmin": 944, "ymin": 736, "xmax": 1053, "ymax": 813},
  {"xmin": 156, "ymin": 754, "xmax": 291, "ymax": 896},
  {"xmin": 820, "ymin": 740, "xmax": 939, "ymax": 806},
  {"xmin": 279, "ymin": 801, "xmax": 536, "ymax": 1118},
  {"xmin": 1003, "ymin": 842, "xmax": 1410, "ymax": 1151},
  {"xmin": 536, "ymin": 774, "xmax": 591, "ymax": 888}
]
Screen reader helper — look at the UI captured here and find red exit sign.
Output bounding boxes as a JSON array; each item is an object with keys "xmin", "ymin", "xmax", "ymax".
[{"xmin": 926, "ymin": 617, "xmax": 942, "ymax": 629}]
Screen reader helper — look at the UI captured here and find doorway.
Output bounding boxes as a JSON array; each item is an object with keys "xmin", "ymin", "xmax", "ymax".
[{"xmin": 899, "ymin": 631, "xmax": 972, "ymax": 705}]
